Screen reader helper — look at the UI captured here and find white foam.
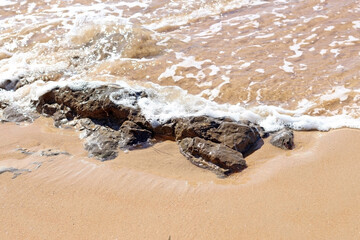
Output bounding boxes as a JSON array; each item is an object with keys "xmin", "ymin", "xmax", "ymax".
[
  {"xmin": 320, "ymin": 86, "xmax": 351, "ymax": 102},
  {"xmin": 299, "ymin": 64, "xmax": 307, "ymax": 71},
  {"xmin": 2, "ymin": 80, "xmax": 360, "ymax": 132},
  {"xmin": 320, "ymin": 49, "xmax": 327, "ymax": 55},
  {"xmin": 0, "ymin": 0, "xmax": 16, "ymax": 6},
  {"xmin": 279, "ymin": 59, "xmax": 294, "ymax": 73},
  {"xmin": 324, "ymin": 26, "xmax": 335, "ymax": 31},
  {"xmin": 353, "ymin": 21, "xmax": 360, "ymax": 29},
  {"xmin": 158, "ymin": 53, "xmax": 211, "ymax": 82},
  {"xmin": 289, "ymin": 39, "xmax": 303, "ymax": 58},
  {"xmin": 330, "ymin": 49, "xmax": 340, "ymax": 57},
  {"xmin": 145, "ymin": 0, "xmax": 267, "ymax": 31},
  {"xmin": 329, "ymin": 36, "xmax": 360, "ymax": 47},
  {"xmin": 240, "ymin": 61, "xmax": 254, "ymax": 69},
  {"xmin": 208, "ymin": 65, "xmax": 220, "ymax": 76},
  {"xmin": 255, "ymin": 33, "xmax": 274, "ymax": 39}
]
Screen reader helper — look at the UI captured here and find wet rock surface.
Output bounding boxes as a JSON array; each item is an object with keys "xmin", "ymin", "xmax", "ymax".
[
  {"xmin": 33, "ymin": 84, "xmax": 293, "ymax": 176},
  {"xmin": 0, "ymin": 167, "xmax": 31, "ymax": 179},
  {"xmin": 270, "ymin": 129, "xmax": 295, "ymax": 150},
  {"xmin": 179, "ymin": 137, "xmax": 247, "ymax": 177},
  {"xmin": 2, "ymin": 105, "xmax": 37, "ymax": 123}
]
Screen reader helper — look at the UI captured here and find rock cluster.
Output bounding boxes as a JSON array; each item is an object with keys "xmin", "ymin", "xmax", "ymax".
[
  {"xmin": 1, "ymin": 83, "xmax": 297, "ymax": 177},
  {"xmin": 31, "ymin": 84, "xmax": 273, "ymax": 176}
]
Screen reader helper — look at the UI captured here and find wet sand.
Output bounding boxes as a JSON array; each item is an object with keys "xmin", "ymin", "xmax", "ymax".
[{"xmin": 1, "ymin": 118, "xmax": 360, "ymax": 239}]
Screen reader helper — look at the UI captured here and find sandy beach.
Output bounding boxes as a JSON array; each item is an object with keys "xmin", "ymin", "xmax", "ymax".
[{"xmin": 1, "ymin": 118, "xmax": 359, "ymax": 239}]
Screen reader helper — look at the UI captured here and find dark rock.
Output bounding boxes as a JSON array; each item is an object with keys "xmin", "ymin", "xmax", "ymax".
[
  {"xmin": 270, "ymin": 129, "xmax": 295, "ymax": 150},
  {"xmin": 34, "ymin": 84, "xmax": 271, "ymax": 177},
  {"xmin": 153, "ymin": 120, "xmax": 176, "ymax": 140},
  {"xmin": 179, "ymin": 137, "xmax": 247, "ymax": 177},
  {"xmin": 174, "ymin": 116, "xmax": 221, "ymax": 140},
  {"xmin": 35, "ymin": 85, "xmax": 148, "ymax": 129},
  {"xmin": 118, "ymin": 121, "xmax": 152, "ymax": 148},
  {"xmin": 174, "ymin": 116, "xmax": 261, "ymax": 154}
]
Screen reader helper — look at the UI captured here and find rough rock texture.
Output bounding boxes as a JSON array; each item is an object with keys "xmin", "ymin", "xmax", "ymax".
[
  {"xmin": 0, "ymin": 72, "xmax": 64, "ymax": 91},
  {"xmin": 174, "ymin": 117, "xmax": 261, "ymax": 154},
  {"xmin": 270, "ymin": 129, "xmax": 295, "ymax": 150},
  {"xmin": 35, "ymin": 85, "xmax": 143, "ymax": 128},
  {"xmin": 33, "ymin": 84, "xmax": 291, "ymax": 176},
  {"xmin": 84, "ymin": 126, "xmax": 121, "ymax": 161},
  {"xmin": 2, "ymin": 105, "xmax": 37, "ymax": 123},
  {"xmin": 179, "ymin": 137, "xmax": 247, "ymax": 177}
]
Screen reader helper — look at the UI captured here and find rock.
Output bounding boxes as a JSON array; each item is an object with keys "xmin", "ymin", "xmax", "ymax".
[
  {"xmin": 0, "ymin": 166, "xmax": 31, "ymax": 179},
  {"xmin": 40, "ymin": 149, "xmax": 71, "ymax": 157},
  {"xmin": 174, "ymin": 116, "xmax": 261, "ymax": 154},
  {"xmin": 2, "ymin": 105, "xmax": 37, "ymax": 122},
  {"xmin": 84, "ymin": 126, "xmax": 121, "ymax": 161},
  {"xmin": 34, "ymin": 84, "xmax": 270, "ymax": 177},
  {"xmin": 153, "ymin": 120, "xmax": 176, "ymax": 140},
  {"xmin": 118, "ymin": 121, "xmax": 152, "ymax": 148},
  {"xmin": 0, "ymin": 79, "xmax": 18, "ymax": 91},
  {"xmin": 174, "ymin": 116, "xmax": 221, "ymax": 140},
  {"xmin": 16, "ymin": 148, "xmax": 36, "ymax": 155},
  {"xmin": 179, "ymin": 137, "xmax": 247, "ymax": 177},
  {"xmin": 270, "ymin": 129, "xmax": 295, "ymax": 150},
  {"xmin": 35, "ymin": 85, "xmax": 148, "ymax": 129}
]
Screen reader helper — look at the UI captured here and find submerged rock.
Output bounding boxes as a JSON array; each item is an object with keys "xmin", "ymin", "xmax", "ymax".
[
  {"xmin": 270, "ymin": 129, "xmax": 295, "ymax": 150},
  {"xmin": 0, "ymin": 167, "xmax": 31, "ymax": 179},
  {"xmin": 40, "ymin": 149, "xmax": 71, "ymax": 157}
]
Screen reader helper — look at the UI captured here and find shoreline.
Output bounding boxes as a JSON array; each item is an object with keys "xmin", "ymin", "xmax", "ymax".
[{"xmin": 1, "ymin": 119, "xmax": 360, "ymax": 239}]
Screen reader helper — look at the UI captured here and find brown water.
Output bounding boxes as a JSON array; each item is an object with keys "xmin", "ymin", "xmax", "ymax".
[{"xmin": 0, "ymin": 0, "xmax": 360, "ymax": 130}]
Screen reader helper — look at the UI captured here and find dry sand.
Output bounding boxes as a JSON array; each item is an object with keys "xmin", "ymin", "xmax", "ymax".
[{"xmin": 0, "ymin": 118, "xmax": 360, "ymax": 239}]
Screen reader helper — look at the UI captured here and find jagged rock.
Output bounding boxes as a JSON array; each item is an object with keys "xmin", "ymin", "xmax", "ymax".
[
  {"xmin": 179, "ymin": 137, "xmax": 247, "ymax": 177},
  {"xmin": 35, "ymin": 85, "xmax": 149, "ymax": 129},
  {"xmin": 270, "ymin": 129, "xmax": 295, "ymax": 150},
  {"xmin": 174, "ymin": 116, "xmax": 261, "ymax": 154},
  {"xmin": 84, "ymin": 126, "xmax": 121, "ymax": 161},
  {"xmin": 153, "ymin": 120, "xmax": 176, "ymax": 140},
  {"xmin": 2, "ymin": 105, "xmax": 37, "ymax": 122},
  {"xmin": 118, "ymin": 121, "xmax": 152, "ymax": 148},
  {"xmin": 34, "ymin": 84, "xmax": 277, "ymax": 177}
]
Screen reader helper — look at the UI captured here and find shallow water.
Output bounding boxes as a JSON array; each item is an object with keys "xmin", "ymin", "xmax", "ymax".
[{"xmin": 0, "ymin": 0, "xmax": 359, "ymax": 130}]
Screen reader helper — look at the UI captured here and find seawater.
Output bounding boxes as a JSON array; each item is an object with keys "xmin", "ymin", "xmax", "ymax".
[{"xmin": 0, "ymin": 0, "xmax": 359, "ymax": 131}]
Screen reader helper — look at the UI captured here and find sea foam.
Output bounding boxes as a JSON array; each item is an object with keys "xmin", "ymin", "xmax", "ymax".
[{"xmin": 2, "ymin": 80, "xmax": 358, "ymax": 132}]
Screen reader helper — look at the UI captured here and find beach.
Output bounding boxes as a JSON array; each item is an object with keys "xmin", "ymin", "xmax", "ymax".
[
  {"xmin": 1, "ymin": 0, "xmax": 360, "ymax": 238},
  {"xmin": 1, "ymin": 119, "xmax": 360, "ymax": 239}
]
